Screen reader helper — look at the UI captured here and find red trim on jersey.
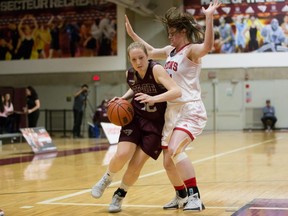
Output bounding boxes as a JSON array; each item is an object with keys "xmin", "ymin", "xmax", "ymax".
[
  {"xmin": 170, "ymin": 43, "xmax": 191, "ymax": 57},
  {"xmin": 174, "ymin": 185, "xmax": 186, "ymax": 190},
  {"xmin": 161, "ymin": 146, "xmax": 168, "ymax": 149},
  {"xmin": 174, "ymin": 127, "xmax": 195, "ymax": 141},
  {"xmin": 176, "ymin": 43, "xmax": 191, "ymax": 53},
  {"xmin": 184, "ymin": 178, "xmax": 197, "ymax": 187}
]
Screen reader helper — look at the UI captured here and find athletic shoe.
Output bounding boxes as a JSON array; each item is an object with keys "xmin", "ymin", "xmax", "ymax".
[
  {"xmin": 183, "ymin": 193, "xmax": 205, "ymax": 211},
  {"xmin": 108, "ymin": 194, "xmax": 124, "ymax": 213},
  {"xmin": 91, "ymin": 174, "xmax": 112, "ymax": 198},
  {"xmin": 163, "ymin": 195, "xmax": 188, "ymax": 209},
  {"xmin": 0, "ymin": 209, "xmax": 4, "ymax": 216}
]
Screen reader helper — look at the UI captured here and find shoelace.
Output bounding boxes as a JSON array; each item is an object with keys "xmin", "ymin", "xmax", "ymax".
[
  {"xmin": 112, "ymin": 196, "xmax": 122, "ymax": 206},
  {"xmin": 186, "ymin": 195, "xmax": 199, "ymax": 207}
]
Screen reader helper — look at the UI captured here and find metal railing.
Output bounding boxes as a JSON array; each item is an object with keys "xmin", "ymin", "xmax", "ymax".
[{"xmin": 40, "ymin": 109, "xmax": 74, "ymax": 137}]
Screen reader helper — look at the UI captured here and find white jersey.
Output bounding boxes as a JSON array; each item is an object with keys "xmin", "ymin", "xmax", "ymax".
[{"xmin": 164, "ymin": 44, "xmax": 202, "ymax": 103}]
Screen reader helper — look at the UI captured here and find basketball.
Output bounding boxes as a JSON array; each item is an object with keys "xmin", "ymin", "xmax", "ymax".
[{"xmin": 107, "ymin": 99, "xmax": 134, "ymax": 126}]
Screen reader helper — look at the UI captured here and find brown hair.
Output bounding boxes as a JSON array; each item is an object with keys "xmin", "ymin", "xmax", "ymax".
[{"xmin": 158, "ymin": 7, "xmax": 204, "ymax": 44}]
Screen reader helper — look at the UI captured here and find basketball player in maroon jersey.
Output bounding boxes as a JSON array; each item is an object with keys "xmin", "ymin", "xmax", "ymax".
[
  {"xmin": 125, "ymin": 0, "xmax": 221, "ymax": 211},
  {"xmin": 91, "ymin": 41, "xmax": 181, "ymax": 213}
]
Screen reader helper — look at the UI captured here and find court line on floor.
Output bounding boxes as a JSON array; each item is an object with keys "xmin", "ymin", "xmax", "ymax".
[
  {"xmin": 37, "ymin": 136, "xmax": 283, "ymax": 206},
  {"xmin": 36, "ymin": 201, "xmax": 239, "ymax": 211},
  {"xmin": 250, "ymin": 207, "xmax": 288, "ymax": 211}
]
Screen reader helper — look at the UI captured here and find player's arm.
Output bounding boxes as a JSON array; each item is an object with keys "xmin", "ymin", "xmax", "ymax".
[
  {"xmin": 187, "ymin": 0, "xmax": 221, "ymax": 59},
  {"xmin": 125, "ymin": 15, "xmax": 172, "ymax": 60},
  {"xmin": 119, "ymin": 70, "xmax": 134, "ymax": 101},
  {"xmin": 121, "ymin": 88, "xmax": 134, "ymax": 101},
  {"xmin": 27, "ymin": 99, "xmax": 40, "ymax": 114},
  {"xmin": 73, "ymin": 87, "xmax": 87, "ymax": 97},
  {"xmin": 135, "ymin": 65, "xmax": 181, "ymax": 104}
]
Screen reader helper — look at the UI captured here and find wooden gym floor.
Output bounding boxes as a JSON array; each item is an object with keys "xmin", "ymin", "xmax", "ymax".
[{"xmin": 1, "ymin": 130, "xmax": 288, "ymax": 216}]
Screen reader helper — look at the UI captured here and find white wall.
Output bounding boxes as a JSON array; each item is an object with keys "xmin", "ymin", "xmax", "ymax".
[
  {"xmin": 201, "ymin": 79, "xmax": 288, "ymax": 130},
  {"xmin": 203, "ymin": 52, "xmax": 288, "ymax": 69},
  {"xmin": 202, "ymin": 80, "xmax": 245, "ymax": 131}
]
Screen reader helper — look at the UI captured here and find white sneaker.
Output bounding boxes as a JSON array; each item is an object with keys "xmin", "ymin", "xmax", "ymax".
[
  {"xmin": 108, "ymin": 194, "xmax": 124, "ymax": 213},
  {"xmin": 183, "ymin": 193, "xmax": 205, "ymax": 211},
  {"xmin": 91, "ymin": 174, "xmax": 112, "ymax": 198},
  {"xmin": 0, "ymin": 209, "xmax": 4, "ymax": 216},
  {"xmin": 163, "ymin": 195, "xmax": 188, "ymax": 209}
]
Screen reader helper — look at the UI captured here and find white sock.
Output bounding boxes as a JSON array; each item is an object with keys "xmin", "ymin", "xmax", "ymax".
[
  {"xmin": 120, "ymin": 182, "xmax": 130, "ymax": 192},
  {"xmin": 106, "ymin": 169, "xmax": 115, "ymax": 180}
]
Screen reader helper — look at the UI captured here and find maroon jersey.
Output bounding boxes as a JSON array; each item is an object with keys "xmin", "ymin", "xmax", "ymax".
[
  {"xmin": 127, "ymin": 60, "xmax": 167, "ymax": 122},
  {"xmin": 119, "ymin": 60, "xmax": 168, "ymax": 160}
]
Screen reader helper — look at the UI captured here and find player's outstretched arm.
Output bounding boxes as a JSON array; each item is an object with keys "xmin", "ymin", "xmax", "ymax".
[
  {"xmin": 202, "ymin": 0, "xmax": 221, "ymax": 52},
  {"xmin": 125, "ymin": 15, "xmax": 169, "ymax": 60},
  {"xmin": 189, "ymin": 0, "xmax": 221, "ymax": 58}
]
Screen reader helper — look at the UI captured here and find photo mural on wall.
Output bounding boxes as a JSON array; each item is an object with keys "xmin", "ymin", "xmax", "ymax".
[
  {"xmin": 184, "ymin": 0, "xmax": 288, "ymax": 53},
  {"xmin": 0, "ymin": 0, "xmax": 117, "ymax": 61}
]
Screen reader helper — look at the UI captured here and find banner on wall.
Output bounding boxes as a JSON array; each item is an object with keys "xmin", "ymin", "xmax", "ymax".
[
  {"xmin": 0, "ymin": 0, "xmax": 117, "ymax": 61},
  {"xmin": 184, "ymin": 0, "xmax": 288, "ymax": 53},
  {"xmin": 100, "ymin": 122, "xmax": 121, "ymax": 145},
  {"xmin": 20, "ymin": 127, "xmax": 57, "ymax": 154}
]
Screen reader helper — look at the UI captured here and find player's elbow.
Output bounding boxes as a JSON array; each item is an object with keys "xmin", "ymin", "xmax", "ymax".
[
  {"xmin": 205, "ymin": 42, "xmax": 214, "ymax": 53},
  {"xmin": 175, "ymin": 88, "xmax": 182, "ymax": 98},
  {"xmin": 201, "ymin": 41, "xmax": 214, "ymax": 54}
]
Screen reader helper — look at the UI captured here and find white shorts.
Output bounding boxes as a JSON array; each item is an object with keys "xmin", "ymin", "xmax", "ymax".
[{"xmin": 161, "ymin": 100, "xmax": 207, "ymax": 148}]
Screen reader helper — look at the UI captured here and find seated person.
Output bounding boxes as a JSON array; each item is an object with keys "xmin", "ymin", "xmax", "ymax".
[
  {"xmin": 92, "ymin": 99, "xmax": 110, "ymax": 138},
  {"xmin": 93, "ymin": 99, "xmax": 109, "ymax": 127},
  {"xmin": 261, "ymin": 99, "xmax": 277, "ymax": 130}
]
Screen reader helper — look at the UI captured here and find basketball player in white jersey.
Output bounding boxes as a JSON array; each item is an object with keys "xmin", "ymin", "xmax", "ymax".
[{"xmin": 125, "ymin": 0, "xmax": 221, "ymax": 211}]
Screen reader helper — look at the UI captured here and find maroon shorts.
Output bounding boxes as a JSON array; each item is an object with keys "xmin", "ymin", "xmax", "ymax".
[{"xmin": 118, "ymin": 116, "xmax": 164, "ymax": 160}]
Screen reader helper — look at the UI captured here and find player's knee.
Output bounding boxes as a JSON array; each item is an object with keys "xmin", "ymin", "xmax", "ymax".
[
  {"xmin": 114, "ymin": 151, "xmax": 130, "ymax": 164},
  {"xmin": 163, "ymin": 151, "xmax": 174, "ymax": 170},
  {"xmin": 171, "ymin": 152, "xmax": 188, "ymax": 165},
  {"xmin": 126, "ymin": 167, "xmax": 141, "ymax": 179},
  {"xmin": 167, "ymin": 137, "xmax": 190, "ymax": 155},
  {"xmin": 127, "ymin": 162, "xmax": 141, "ymax": 174}
]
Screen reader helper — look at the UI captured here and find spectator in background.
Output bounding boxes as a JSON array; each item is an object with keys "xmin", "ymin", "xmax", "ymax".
[
  {"xmin": 94, "ymin": 99, "xmax": 109, "ymax": 126},
  {"xmin": 0, "ymin": 37, "xmax": 12, "ymax": 60},
  {"xmin": 4, "ymin": 93, "xmax": 14, "ymax": 133},
  {"xmin": 233, "ymin": 15, "xmax": 247, "ymax": 53},
  {"xmin": 7, "ymin": 22, "xmax": 20, "ymax": 60},
  {"xmin": 98, "ymin": 12, "xmax": 116, "ymax": 56},
  {"xmin": 244, "ymin": 15, "xmax": 262, "ymax": 52},
  {"xmin": 73, "ymin": 84, "xmax": 88, "ymax": 138},
  {"xmin": 25, "ymin": 86, "xmax": 40, "ymax": 128},
  {"xmin": 47, "ymin": 15, "xmax": 64, "ymax": 58},
  {"xmin": 93, "ymin": 99, "xmax": 109, "ymax": 137},
  {"xmin": 257, "ymin": 18, "xmax": 287, "ymax": 52},
  {"xmin": 0, "ymin": 94, "xmax": 7, "ymax": 134},
  {"xmin": 218, "ymin": 16, "xmax": 235, "ymax": 53},
  {"xmin": 65, "ymin": 18, "xmax": 81, "ymax": 57},
  {"xmin": 261, "ymin": 99, "xmax": 277, "ymax": 132},
  {"xmin": 16, "ymin": 15, "xmax": 38, "ymax": 59}
]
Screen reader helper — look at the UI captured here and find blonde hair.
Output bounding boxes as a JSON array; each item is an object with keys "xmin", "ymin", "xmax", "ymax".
[{"xmin": 127, "ymin": 41, "xmax": 148, "ymax": 59}]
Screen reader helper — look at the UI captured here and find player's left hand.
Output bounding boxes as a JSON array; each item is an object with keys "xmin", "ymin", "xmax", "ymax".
[
  {"xmin": 202, "ymin": 0, "xmax": 221, "ymax": 16},
  {"xmin": 135, "ymin": 93, "xmax": 155, "ymax": 106}
]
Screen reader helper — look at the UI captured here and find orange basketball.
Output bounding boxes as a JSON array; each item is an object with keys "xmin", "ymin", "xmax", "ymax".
[{"xmin": 107, "ymin": 99, "xmax": 134, "ymax": 126}]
